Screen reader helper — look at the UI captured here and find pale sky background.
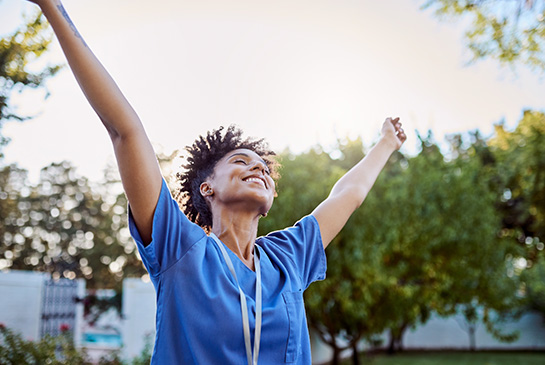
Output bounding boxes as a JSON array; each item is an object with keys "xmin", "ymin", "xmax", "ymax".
[{"xmin": 1, "ymin": 0, "xmax": 544, "ymax": 183}]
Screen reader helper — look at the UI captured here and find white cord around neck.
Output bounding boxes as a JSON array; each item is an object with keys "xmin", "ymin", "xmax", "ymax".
[{"xmin": 210, "ymin": 233, "xmax": 262, "ymax": 365}]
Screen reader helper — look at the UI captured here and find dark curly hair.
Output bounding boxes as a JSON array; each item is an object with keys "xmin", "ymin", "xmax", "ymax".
[{"xmin": 176, "ymin": 125, "xmax": 279, "ymax": 232}]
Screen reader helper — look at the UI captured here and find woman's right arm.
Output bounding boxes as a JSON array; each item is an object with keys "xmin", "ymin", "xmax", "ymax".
[{"xmin": 29, "ymin": 0, "xmax": 162, "ymax": 244}]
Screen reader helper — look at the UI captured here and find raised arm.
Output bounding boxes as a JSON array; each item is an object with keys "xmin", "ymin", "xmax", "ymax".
[
  {"xmin": 312, "ymin": 117, "xmax": 406, "ymax": 248},
  {"xmin": 28, "ymin": 0, "xmax": 162, "ymax": 244}
]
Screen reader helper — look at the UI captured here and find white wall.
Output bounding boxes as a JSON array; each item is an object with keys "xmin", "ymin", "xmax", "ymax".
[
  {"xmin": 121, "ymin": 278, "xmax": 156, "ymax": 359},
  {"xmin": 404, "ymin": 310, "xmax": 545, "ymax": 350},
  {"xmin": 0, "ymin": 270, "xmax": 48, "ymax": 341},
  {"xmin": 312, "ymin": 310, "xmax": 545, "ymax": 364}
]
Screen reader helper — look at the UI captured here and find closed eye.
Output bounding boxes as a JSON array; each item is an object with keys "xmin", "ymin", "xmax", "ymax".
[{"xmin": 234, "ymin": 159, "xmax": 248, "ymax": 165}]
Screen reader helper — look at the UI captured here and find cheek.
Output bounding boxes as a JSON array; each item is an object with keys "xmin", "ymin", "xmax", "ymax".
[{"xmin": 269, "ymin": 180, "xmax": 277, "ymax": 198}]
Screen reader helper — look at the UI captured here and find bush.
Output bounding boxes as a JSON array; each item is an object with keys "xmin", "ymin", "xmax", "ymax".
[
  {"xmin": 0, "ymin": 323, "xmax": 87, "ymax": 365},
  {"xmin": 0, "ymin": 323, "xmax": 151, "ymax": 365}
]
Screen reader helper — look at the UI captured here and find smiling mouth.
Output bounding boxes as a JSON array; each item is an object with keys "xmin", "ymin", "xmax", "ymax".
[{"xmin": 243, "ymin": 176, "xmax": 267, "ymax": 189}]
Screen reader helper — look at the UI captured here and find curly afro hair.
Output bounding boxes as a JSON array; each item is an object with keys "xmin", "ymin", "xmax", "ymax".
[{"xmin": 176, "ymin": 125, "xmax": 279, "ymax": 232}]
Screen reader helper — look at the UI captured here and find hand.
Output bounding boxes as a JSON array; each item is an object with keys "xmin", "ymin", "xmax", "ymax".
[{"xmin": 381, "ymin": 117, "xmax": 406, "ymax": 150}]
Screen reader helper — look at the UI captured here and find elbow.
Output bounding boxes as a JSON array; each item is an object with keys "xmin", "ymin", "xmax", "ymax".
[
  {"xmin": 100, "ymin": 115, "xmax": 142, "ymax": 143},
  {"xmin": 99, "ymin": 115, "xmax": 121, "ymax": 140},
  {"xmin": 353, "ymin": 188, "xmax": 370, "ymax": 209},
  {"xmin": 105, "ymin": 124, "xmax": 121, "ymax": 141},
  {"xmin": 332, "ymin": 185, "xmax": 369, "ymax": 212}
]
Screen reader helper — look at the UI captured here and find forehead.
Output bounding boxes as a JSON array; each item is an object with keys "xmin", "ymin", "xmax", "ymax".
[{"xmin": 221, "ymin": 149, "xmax": 265, "ymax": 163}]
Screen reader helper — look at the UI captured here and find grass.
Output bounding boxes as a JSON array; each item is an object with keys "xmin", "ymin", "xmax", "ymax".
[{"xmin": 340, "ymin": 351, "xmax": 545, "ymax": 365}]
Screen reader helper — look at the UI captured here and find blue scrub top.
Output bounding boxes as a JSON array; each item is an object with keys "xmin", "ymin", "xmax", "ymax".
[{"xmin": 129, "ymin": 179, "xmax": 327, "ymax": 364}]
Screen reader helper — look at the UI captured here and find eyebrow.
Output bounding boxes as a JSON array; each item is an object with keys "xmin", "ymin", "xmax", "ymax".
[{"xmin": 227, "ymin": 152, "xmax": 268, "ymax": 166}]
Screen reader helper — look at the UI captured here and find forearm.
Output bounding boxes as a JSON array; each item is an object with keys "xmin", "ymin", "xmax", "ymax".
[
  {"xmin": 329, "ymin": 137, "xmax": 397, "ymax": 208},
  {"xmin": 312, "ymin": 117, "xmax": 405, "ymax": 247},
  {"xmin": 38, "ymin": 0, "xmax": 140, "ymax": 137}
]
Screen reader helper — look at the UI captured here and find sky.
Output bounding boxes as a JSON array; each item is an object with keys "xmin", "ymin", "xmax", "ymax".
[{"xmin": 1, "ymin": 0, "xmax": 544, "ymax": 182}]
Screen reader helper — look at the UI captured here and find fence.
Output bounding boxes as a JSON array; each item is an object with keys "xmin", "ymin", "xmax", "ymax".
[
  {"xmin": 0, "ymin": 270, "xmax": 84, "ymax": 345},
  {"xmin": 40, "ymin": 277, "xmax": 81, "ymax": 339}
]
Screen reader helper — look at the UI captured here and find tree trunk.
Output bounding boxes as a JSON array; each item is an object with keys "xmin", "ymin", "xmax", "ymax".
[
  {"xmin": 387, "ymin": 323, "xmax": 408, "ymax": 354},
  {"xmin": 395, "ymin": 323, "xmax": 408, "ymax": 352},
  {"xmin": 351, "ymin": 342, "xmax": 360, "ymax": 365},
  {"xmin": 387, "ymin": 331, "xmax": 396, "ymax": 354},
  {"xmin": 331, "ymin": 346, "xmax": 341, "ymax": 365},
  {"xmin": 469, "ymin": 324, "xmax": 476, "ymax": 351}
]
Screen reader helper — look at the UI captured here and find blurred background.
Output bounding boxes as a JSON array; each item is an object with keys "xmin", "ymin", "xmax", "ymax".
[{"xmin": 0, "ymin": 0, "xmax": 544, "ymax": 364}]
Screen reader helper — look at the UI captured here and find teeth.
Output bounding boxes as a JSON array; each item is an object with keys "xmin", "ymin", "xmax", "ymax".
[{"xmin": 245, "ymin": 177, "xmax": 265, "ymax": 187}]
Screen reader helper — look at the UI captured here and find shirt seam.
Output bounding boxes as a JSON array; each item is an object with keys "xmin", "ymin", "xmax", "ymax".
[{"xmin": 151, "ymin": 232, "xmax": 207, "ymax": 278}]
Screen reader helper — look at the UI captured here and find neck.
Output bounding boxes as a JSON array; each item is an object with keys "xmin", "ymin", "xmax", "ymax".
[{"xmin": 211, "ymin": 207, "xmax": 261, "ymax": 271}]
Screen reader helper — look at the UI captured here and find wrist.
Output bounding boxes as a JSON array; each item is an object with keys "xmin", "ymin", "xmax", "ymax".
[{"xmin": 377, "ymin": 134, "xmax": 399, "ymax": 153}]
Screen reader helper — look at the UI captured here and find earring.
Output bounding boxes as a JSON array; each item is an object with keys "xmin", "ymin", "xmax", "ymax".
[{"xmin": 200, "ymin": 183, "xmax": 213, "ymax": 197}]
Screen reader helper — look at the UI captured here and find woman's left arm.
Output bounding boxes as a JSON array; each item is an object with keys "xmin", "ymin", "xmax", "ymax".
[{"xmin": 312, "ymin": 117, "xmax": 406, "ymax": 248}]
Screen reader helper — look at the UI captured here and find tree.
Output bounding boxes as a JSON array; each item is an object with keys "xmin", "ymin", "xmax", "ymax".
[
  {"xmin": 0, "ymin": 161, "xmax": 147, "ymax": 290},
  {"xmin": 0, "ymin": 11, "xmax": 61, "ymax": 157},
  {"xmin": 521, "ymin": 250, "xmax": 545, "ymax": 318},
  {"xmin": 258, "ymin": 141, "xmax": 361, "ymax": 364},
  {"xmin": 422, "ymin": 0, "xmax": 545, "ymax": 72},
  {"xmin": 263, "ymin": 134, "xmax": 523, "ymax": 364},
  {"xmin": 0, "ymin": 164, "xmax": 30, "ymax": 271},
  {"xmin": 369, "ymin": 133, "xmax": 520, "ymax": 354},
  {"xmin": 486, "ymin": 110, "xmax": 545, "ymax": 320},
  {"xmin": 488, "ymin": 110, "xmax": 545, "ymax": 250}
]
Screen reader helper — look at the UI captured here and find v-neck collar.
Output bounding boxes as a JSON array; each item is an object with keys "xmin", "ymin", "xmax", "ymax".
[{"xmin": 210, "ymin": 234, "xmax": 260, "ymax": 275}]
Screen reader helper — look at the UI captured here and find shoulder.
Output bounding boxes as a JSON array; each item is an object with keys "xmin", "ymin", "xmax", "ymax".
[{"xmin": 262, "ymin": 215, "xmax": 321, "ymax": 245}]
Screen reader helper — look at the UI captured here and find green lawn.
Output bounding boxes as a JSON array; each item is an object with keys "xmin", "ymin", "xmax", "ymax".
[{"xmin": 340, "ymin": 352, "xmax": 545, "ymax": 365}]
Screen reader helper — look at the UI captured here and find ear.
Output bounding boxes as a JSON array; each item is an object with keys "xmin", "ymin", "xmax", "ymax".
[{"xmin": 200, "ymin": 182, "xmax": 214, "ymax": 197}]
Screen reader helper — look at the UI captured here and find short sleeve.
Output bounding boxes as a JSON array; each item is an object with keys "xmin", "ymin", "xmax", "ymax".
[
  {"xmin": 128, "ymin": 179, "xmax": 206, "ymax": 276},
  {"xmin": 260, "ymin": 215, "xmax": 327, "ymax": 289}
]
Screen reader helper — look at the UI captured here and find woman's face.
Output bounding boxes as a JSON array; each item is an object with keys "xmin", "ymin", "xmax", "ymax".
[{"xmin": 202, "ymin": 148, "xmax": 276, "ymax": 216}]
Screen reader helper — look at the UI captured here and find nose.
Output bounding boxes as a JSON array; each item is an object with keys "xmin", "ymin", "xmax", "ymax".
[{"xmin": 251, "ymin": 160, "xmax": 267, "ymax": 173}]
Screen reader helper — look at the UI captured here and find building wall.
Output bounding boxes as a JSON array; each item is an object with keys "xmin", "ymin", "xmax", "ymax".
[
  {"xmin": 0, "ymin": 270, "xmax": 48, "ymax": 341},
  {"xmin": 121, "ymin": 278, "xmax": 156, "ymax": 359},
  {"xmin": 0, "ymin": 270, "xmax": 85, "ymax": 343},
  {"xmin": 404, "ymin": 310, "xmax": 545, "ymax": 350}
]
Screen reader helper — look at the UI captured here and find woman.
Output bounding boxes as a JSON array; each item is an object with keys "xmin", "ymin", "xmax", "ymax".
[{"xmin": 26, "ymin": 0, "xmax": 406, "ymax": 363}]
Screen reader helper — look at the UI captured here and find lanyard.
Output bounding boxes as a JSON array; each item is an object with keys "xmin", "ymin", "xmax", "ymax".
[{"xmin": 210, "ymin": 233, "xmax": 262, "ymax": 365}]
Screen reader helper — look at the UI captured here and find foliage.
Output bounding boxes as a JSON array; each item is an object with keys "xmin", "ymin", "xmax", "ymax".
[
  {"xmin": 96, "ymin": 333, "xmax": 152, "ymax": 365},
  {"xmin": 0, "ymin": 11, "xmax": 61, "ymax": 157},
  {"xmin": 0, "ymin": 324, "xmax": 88, "ymax": 365},
  {"xmin": 488, "ymin": 110, "xmax": 545, "ymax": 250},
  {"xmin": 0, "ymin": 323, "xmax": 153, "ymax": 365},
  {"xmin": 521, "ymin": 250, "xmax": 545, "ymax": 318},
  {"xmin": 263, "ymin": 131, "xmax": 525, "ymax": 364},
  {"xmin": 0, "ymin": 161, "xmax": 147, "ymax": 291},
  {"xmin": 83, "ymin": 291, "xmax": 123, "ymax": 325},
  {"xmin": 358, "ymin": 133, "xmax": 520, "ymax": 354},
  {"xmin": 259, "ymin": 141, "xmax": 353, "ymax": 363},
  {"xmin": 468, "ymin": 110, "xmax": 545, "ymax": 320},
  {"xmin": 422, "ymin": 0, "xmax": 545, "ymax": 72}
]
